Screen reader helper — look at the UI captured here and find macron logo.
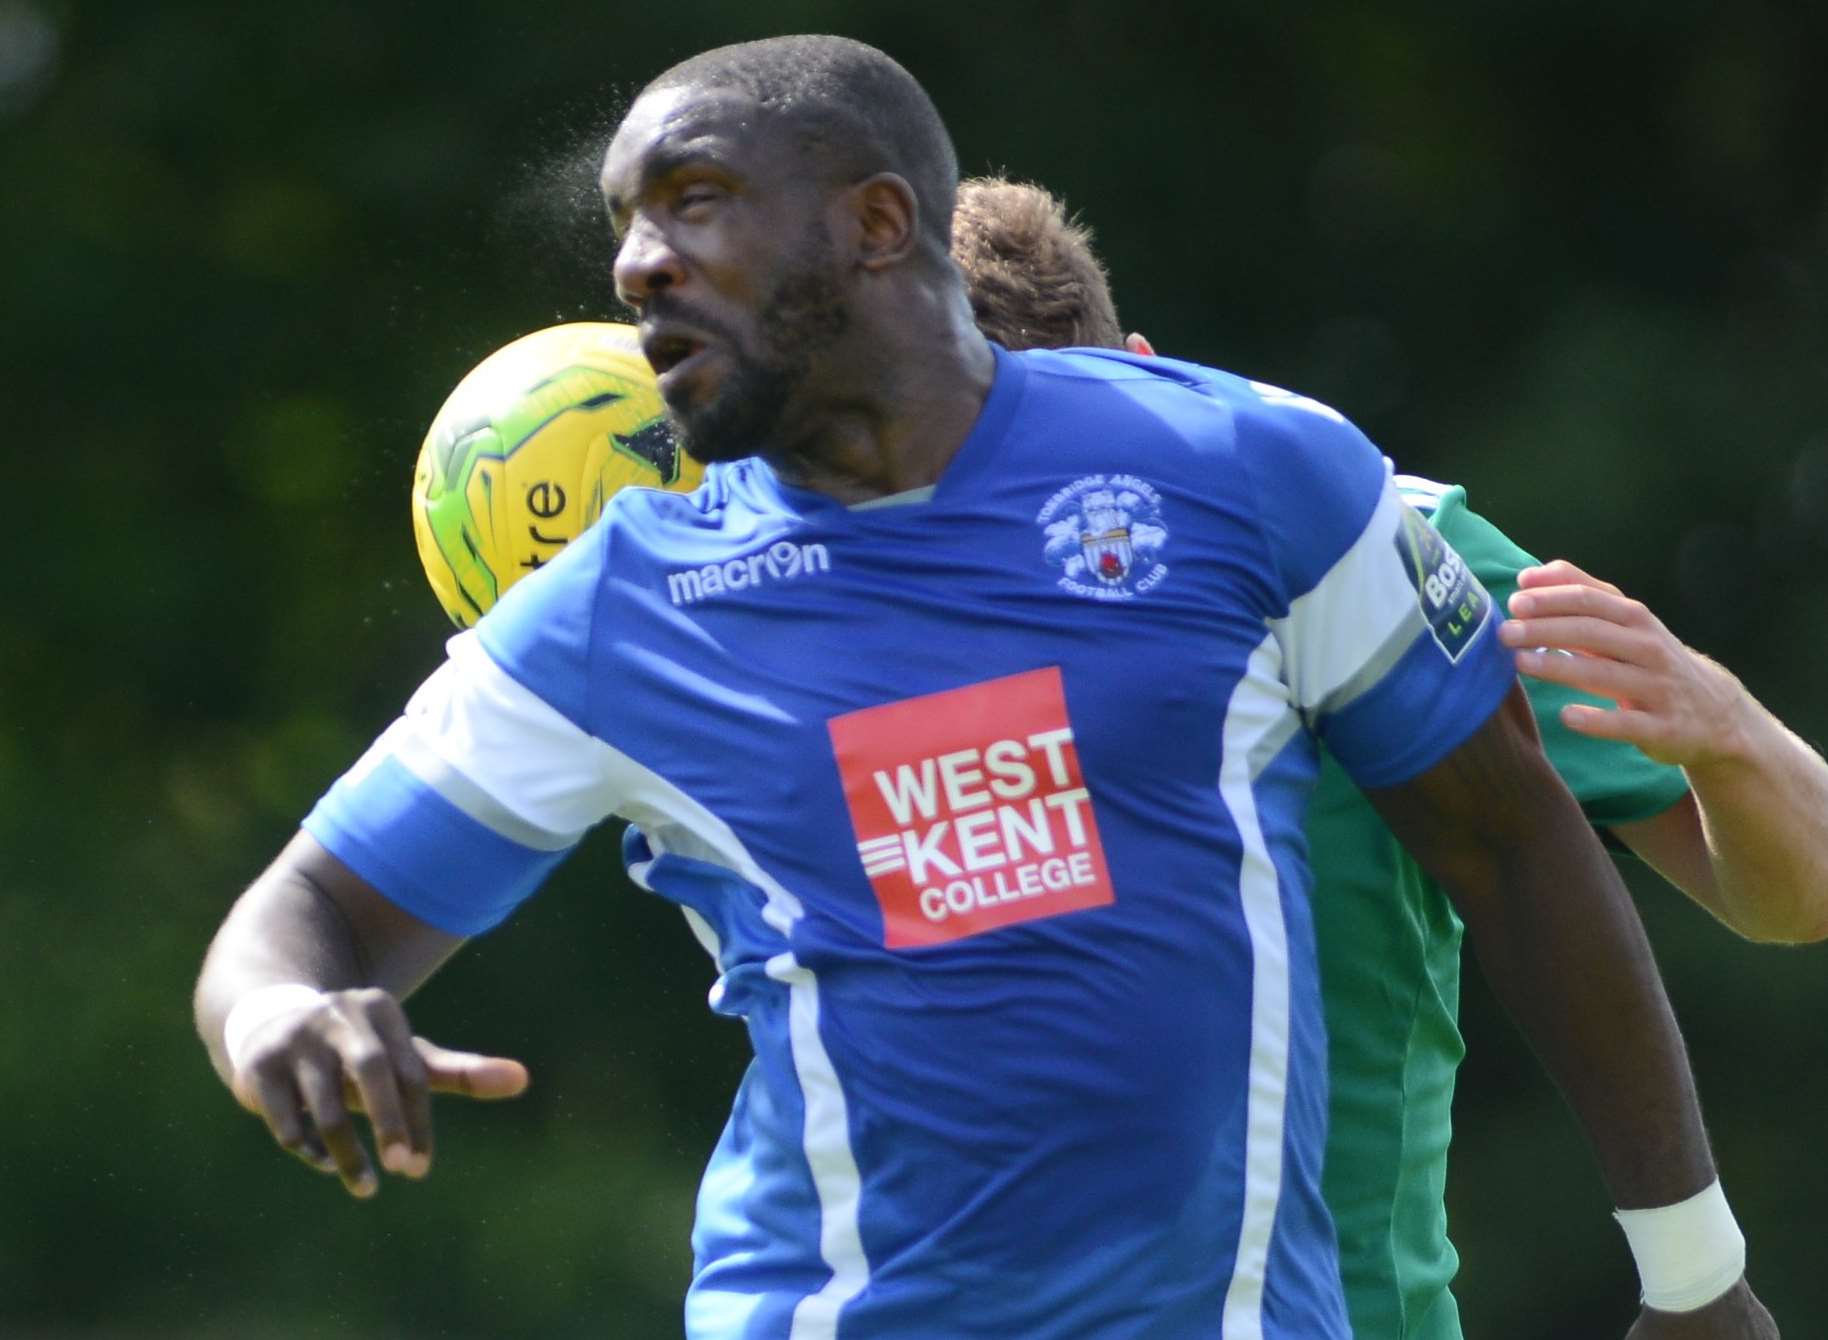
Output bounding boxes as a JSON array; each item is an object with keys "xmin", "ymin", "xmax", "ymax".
[{"xmin": 666, "ymin": 540, "xmax": 831, "ymax": 607}]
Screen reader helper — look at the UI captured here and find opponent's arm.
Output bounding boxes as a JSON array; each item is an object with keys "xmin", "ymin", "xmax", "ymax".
[
  {"xmin": 194, "ymin": 830, "xmax": 529, "ymax": 1198},
  {"xmin": 1502, "ymin": 559, "xmax": 1828, "ymax": 944},
  {"xmin": 1366, "ymin": 681, "xmax": 1776, "ymax": 1337}
]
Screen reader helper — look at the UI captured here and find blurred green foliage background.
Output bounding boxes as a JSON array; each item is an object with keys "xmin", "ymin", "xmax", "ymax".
[{"xmin": 2, "ymin": 1, "xmax": 1824, "ymax": 1335}]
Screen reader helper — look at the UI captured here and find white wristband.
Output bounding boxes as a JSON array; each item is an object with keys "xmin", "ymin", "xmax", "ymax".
[
  {"xmin": 1614, "ymin": 1179, "xmax": 1746, "ymax": 1313},
  {"xmin": 222, "ymin": 984, "xmax": 327, "ymax": 1073}
]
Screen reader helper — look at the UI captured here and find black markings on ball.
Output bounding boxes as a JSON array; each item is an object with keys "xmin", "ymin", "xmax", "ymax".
[{"xmin": 615, "ymin": 420, "xmax": 682, "ymax": 485}]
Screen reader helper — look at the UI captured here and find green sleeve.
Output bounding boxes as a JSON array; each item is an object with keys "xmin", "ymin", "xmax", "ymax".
[{"xmin": 1406, "ymin": 478, "xmax": 1690, "ymax": 828}]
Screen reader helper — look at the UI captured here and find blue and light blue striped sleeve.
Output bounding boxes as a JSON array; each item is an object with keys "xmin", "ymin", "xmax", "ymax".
[
  {"xmin": 1234, "ymin": 389, "xmax": 1516, "ymax": 789},
  {"xmin": 302, "ymin": 631, "xmax": 623, "ymax": 936}
]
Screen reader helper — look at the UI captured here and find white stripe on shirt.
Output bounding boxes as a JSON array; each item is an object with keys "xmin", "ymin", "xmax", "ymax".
[
  {"xmin": 1219, "ymin": 634, "xmax": 1297, "ymax": 1338},
  {"xmin": 381, "ymin": 632, "xmax": 863, "ymax": 1324}
]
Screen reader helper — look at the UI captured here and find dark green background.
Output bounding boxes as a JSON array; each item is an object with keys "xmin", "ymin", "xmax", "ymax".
[{"xmin": 4, "ymin": 1, "xmax": 1824, "ymax": 1335}]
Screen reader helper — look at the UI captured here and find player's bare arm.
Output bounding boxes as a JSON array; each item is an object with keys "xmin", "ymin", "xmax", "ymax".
[
  {"xmin": 1502, "ymin": 558, "xmax": 1828, "ymax": 944},
  {"xmin": 1367, "ymin": 681, "xmax": 1777, "ymax": 1337},
  {"xmin": 194, "ymin": 831, "xmax": 529, "ymax": 1198}
]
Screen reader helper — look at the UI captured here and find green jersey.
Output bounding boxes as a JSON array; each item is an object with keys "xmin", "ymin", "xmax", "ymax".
[{"xmin": 1311, "ymin": 477, "xmax": 1690, "ymax": 1339}]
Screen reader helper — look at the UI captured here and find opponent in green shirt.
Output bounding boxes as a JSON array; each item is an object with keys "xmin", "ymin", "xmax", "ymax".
[{"xmin": 1312, "ymin": 476, "xmax": 1688, "ymax": 1339}]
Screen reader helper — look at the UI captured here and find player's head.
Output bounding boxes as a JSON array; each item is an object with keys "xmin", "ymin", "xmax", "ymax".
[
  {"xmin": 602, "ymin": 36, "xmax": 963, "ymax": 464},
  {"xmin": 951, "ymin": 177, "xmax": 1125, "ymax": 352}
]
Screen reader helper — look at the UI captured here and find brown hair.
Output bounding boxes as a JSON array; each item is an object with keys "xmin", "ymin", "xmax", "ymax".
[{"xmin": 951, "ymin": 177, "xmax": 1124, "ymax": 351}]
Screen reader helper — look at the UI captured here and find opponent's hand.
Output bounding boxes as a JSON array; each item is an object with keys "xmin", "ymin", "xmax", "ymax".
[
  {"xmin": 1500, "ymin": 559, "xmax": 1751, "ymax": 768},
  {"xmin": 228, "ymin": 986, "xmax": 529, "ymax": 1199},
  {"xmin": 1626, "ymin": 1279, "xmax": 1779, "ymax": 1338}
]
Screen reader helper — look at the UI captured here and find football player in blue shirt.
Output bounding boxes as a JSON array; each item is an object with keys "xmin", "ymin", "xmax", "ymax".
[
  {"xmin": 195, "ymin": 36, "xmax": 1776, "ymax": 1339},
  {"xmin": 955, "ymin": 175, "xmax": 1828, "ymax": 1337}
]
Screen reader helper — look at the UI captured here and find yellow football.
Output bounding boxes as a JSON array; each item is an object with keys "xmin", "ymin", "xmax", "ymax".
[{"xmin": 410, "ymin": 322, "xmax": 701, "ymax": 627}]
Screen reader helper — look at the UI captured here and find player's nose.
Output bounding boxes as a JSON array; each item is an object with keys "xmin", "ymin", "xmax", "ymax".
[{"xmin": 613, "ymin": 219, "xmax": 685, "ymax": 309}]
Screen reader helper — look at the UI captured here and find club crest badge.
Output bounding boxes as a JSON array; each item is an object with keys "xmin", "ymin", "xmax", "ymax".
[{"xmin": 1037, "ymin": 474, "xmax": 1170, "ymax": 601}]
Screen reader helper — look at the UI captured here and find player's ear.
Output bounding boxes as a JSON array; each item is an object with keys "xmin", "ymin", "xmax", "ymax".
[
  {"xmin": 847, "ymin": 173, "xmax": 919, "ymax": 271},
  {"xmin": 1125, "ymin": 332, "xmax": 1156, "ymax": 357}
]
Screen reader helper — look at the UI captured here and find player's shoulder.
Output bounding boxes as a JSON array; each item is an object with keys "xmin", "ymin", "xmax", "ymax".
[
  {"xmin": 1015, "ymin": 346, "xmax": 1252, "ymax": 418},
  {"xmin": 1013, "ymin": 347, "xmax": 1371, "ymax": 464},
  {"xmin": 1390, "ymin": 472, "xmax": 1533, "ymax": 571},
  {"xmin": 472, "ymin": 464, "xmax": 756, "ymax": 719},
  {"xmin": 1014, "ymin": 348, "xmax": 1392, "ymax": 577},
  {"xmin": 1041, "ymin": 349, "xmax": 1377, "ymax": 454},
  {"xmin": 586, "ymin": 460, "xmax": 786, "ymax": 564},
  {"xmin": 1183, "ymin": 366, "xmax": 1388, "ymax": 513},
  {"xmin": 1393, "ymin": 474, "xmax": 1543, "ymax": 590},
  {"xmin": 1013, "ymin": 346, "xmax": 1386, "ymax": 514},
  {"xmin": 1013, "ymin": 346, "xmax": 1228, "ymax": 417},
  {"xmin": 599, "ymin": 460, "xmax": 739, "ymax": 528},
  {"xmin": 1394, "ymin": 472, "xmax": 1469, "ymax": 524}
]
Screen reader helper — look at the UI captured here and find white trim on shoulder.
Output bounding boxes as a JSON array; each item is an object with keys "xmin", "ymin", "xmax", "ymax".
[
  {"xmin": 1267, "ymin": 478, "xmax": 1425, "ymax": 719},
  {"xmin": 372, "ymin": 632, "xmax": 866, "ymax": 1326},
  {"xmin": 1393, "ymin": 472, "xmax": 1452, "ymax": 505}
]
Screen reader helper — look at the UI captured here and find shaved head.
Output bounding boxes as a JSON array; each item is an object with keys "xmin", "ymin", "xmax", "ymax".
[
  {"xmin": 604, "ymin": 36, "xmax": 995, "ymax": 491},
  {"xmin": 642, "ymin": 35, "xmax": 960, "ymax": 260}
]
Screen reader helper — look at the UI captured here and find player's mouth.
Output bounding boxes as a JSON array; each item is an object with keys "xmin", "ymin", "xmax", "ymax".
[{"xmin": 642, "ymin": 329, "xmax": 714, "ymax": 399}]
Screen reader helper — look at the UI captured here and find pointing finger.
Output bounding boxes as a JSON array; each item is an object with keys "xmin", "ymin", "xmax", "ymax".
[{"xmin": 413, "ymin": 1038, "xmax": 530, "ymax": 1101}]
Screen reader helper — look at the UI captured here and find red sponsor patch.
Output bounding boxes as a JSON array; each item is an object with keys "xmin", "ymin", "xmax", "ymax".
[{"xmin": 827, "ymin": 666, "xmax": 1115, "ymax": 949}]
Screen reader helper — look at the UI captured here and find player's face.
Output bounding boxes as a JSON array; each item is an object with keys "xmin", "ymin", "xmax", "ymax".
[{"xmin": 603, "ymin": 85, "xmax": 851, "ymax": 464}]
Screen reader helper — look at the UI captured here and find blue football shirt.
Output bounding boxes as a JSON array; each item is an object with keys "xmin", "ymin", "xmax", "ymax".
[{"xmin": 305, "ymin": 346, "xmax": 1514, "ymax": 1339}]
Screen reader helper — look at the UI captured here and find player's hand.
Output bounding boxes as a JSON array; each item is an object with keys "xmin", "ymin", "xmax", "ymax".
[
  {"xmin": 228, "ymin": 986, "xmax": 529, "ymax": 1199},
  {"xmin": 1499, "ymin": 559, "xmax": 1752, "ymax": 768},
  {"xmin": 1626, "ymin": 1279, "xmax": 1778, "ymax": 1337}
]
